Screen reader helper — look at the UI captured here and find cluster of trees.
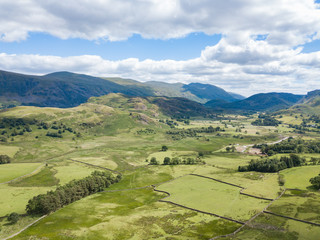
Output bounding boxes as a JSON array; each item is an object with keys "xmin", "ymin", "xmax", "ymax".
[
  {"xmin": 251, "ymin": 115, "xmax": 281, "ymax": 126},
  {"xmin": 26, "ymin": 171, "xmax": 121, "ymax": 215},
  {"xmin": 254, "ymin": 138, "xmax": 320, "ymax": 155},
  {"xmin": 175, "ymin": 116, "xmax": 190, "ymax": 125},
  {"xmin": 149, "ymin": 156, "xmax": 205, "ymax": 165},
  {"xmin": 226, "ymin": 145, "xmax": 236, "ymax": 152},
  {"xmin": 166, "ymin": 126, "xmax": 223, "ymax": 140},
  {"xmin": 0, "ymin": 118, "xmax": 37, "ymax": 129},
  {"xmin": 0, "ymin": 118, "xmax": 33, "ymax": 140},
  {"xmin": 46, "ymin": 131, "xmax": 63, "ymax": 138},
  {"xmin": 0, "ymin": 155, "xmax": 11, "ymax": 164},
  {"xmin": 0, "ymin": 117, "xmax": 79, "ymax": 141},
  {"xmin": 286, "ymin": 115, "xmax": 320, "ymax": 134},
  {"xmin": 310, "ymin": 173, "xmax": 320, "ymax": 189},
  {"xmin": 136, "ymin": 128, "xmax": 155, "ymax": 135},
  {"xmin": 238, "ymin": 154, "xmax": 305, "ymax": 173},
  {"xmin": 308, "ymin": 115, "xmax": 320, "ymax": 124},
  {"xmin": 159, "ymin": 119, "xmax": 179, "ymax": 128},
  {"xmin": 310, "ymin": 157, "xmax": 320, "ymax": 165}
]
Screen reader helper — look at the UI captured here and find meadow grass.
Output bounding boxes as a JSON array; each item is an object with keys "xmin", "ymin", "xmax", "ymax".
[
  {"xmin": 0, "ymin": 215, "xmax": 41, "ymax": 240},
  {"xmin": 268, "ymin": 190, "xmax": 320, "ymax": 224},
  {"xmin": 70, "ymin": 157, "xmax": 118, "ymax": 169},
  {"xmin": 0, "ymin": 145, "xmax": 20, "ymax": 157},
  {"xmin": 53, "ymin": 161, "xmax": 97, "ymax": 185},
  {"xmin": 188, "ymin": 169, "xmax": 280, "ymax": 199},
  {"xmin": 12, "ymin": 189, "xmax": 241, "ymax": 240},
  {"xmin": 157, "ymin": 175, "xmax": 269, "ymax": 221},
  {"xmin": 1, "ymin": 103, "xmax": 319, "ymax": 239},
  {"xmin": 0, "ymin": 163, "xmax": 42, "ymax": 183},
  {"xmin": 277, "ymin": 115, "xmax": 303, "ymax": 125},
  {"xmin": 228, "ymin": 213, "xmax": 320, "ymax": 240},
  {"xmin": 9, "ymin": 166, "xmax": 59, "ymax": 187},
  {"xmin": 203, "ymin": 152, "xmax": 258, "ymax": 169},
  {"xmin": 0, "ymin": 184, "xmax": 53, "ymax": 216},
  {"xmin": 281, "ymin": 165, "xmax": 320, "ymax": 190}
]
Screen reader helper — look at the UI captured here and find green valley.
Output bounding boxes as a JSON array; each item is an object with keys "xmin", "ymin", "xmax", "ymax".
[{"xmin": 0, "ymin": 90, "xmax": 319, "ymax": 240}]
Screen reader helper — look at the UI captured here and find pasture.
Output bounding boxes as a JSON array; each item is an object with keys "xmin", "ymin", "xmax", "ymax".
[
  {"xmin": 0, "ymin": 163, "xmax": 43, "ymax": 183},
  {"xmin": 281, "ymin": 165, "xmax": 320, "ymax": 190},
  {"xmin": 0, "ymin": 145, "xmax": 20, "ymax": 157},
  {"xmin": 10, "ymin": 189, "xmax": 241, "ymax": 240},
  {"xmin": 0, "ymin": 103, "xmax": 319, "ymax": 239},
  {"xmin": 157, "ymin": 174, "xmax": 270, "ymax": 221}
]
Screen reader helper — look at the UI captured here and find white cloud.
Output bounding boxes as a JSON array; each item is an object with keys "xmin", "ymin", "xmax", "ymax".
[
  {"xmin": 200, "ymin": 38, "xmax": 302, "ymax": 65},
  {"xmin": 0, "ymin": 0, "xmax": 319, "ymax": 46},
  {"xmin": 1, "ymin": 38, "xmax": 319, "ymax": 97}
]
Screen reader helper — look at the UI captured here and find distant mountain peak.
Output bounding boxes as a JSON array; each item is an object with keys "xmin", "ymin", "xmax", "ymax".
[{"xmin": 182, "ymin": 82, "xmax": 240, "ymax": 102}]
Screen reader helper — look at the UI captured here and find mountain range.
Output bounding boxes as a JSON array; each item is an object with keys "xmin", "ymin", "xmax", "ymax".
[
  {"xmin": 205, "ymin": 92, "xmax": 305, "ymax": 112},
  {"xmin": 0, "ymin": 69, "xmax": 319, "ymax": 115}
]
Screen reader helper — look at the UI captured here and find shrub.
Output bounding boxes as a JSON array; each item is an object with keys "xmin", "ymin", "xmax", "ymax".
[{"xmin": 7, "ymin": 212, "xmax": 19, "ymax": 224}]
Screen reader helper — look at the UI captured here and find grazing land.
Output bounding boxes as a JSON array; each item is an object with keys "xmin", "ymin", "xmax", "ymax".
[{"xmin": 0, "ymin": 93, "xmax": 319, "ymax": 239}]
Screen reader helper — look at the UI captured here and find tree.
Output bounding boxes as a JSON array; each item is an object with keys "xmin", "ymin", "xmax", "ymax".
[
  {"xmin": 7, "ymin": 212, "xmax": 19, "ymax": 224},
  {"xmin": 171, "ymin": 157, "xmax": 180, "ymax": 165},
  {"xmin": 231, "ymin": 145, "xmax": 236, "ymax": 152},
  {"xmin": 163, "ymin": 157, "xmax": 171, "ymax": 165},
  {"xmin": 161, "ymin": 145, "xmax": 168, "ymax": 151},
  {"xmin": 310, "ymin": 174, "xmax": 320, "ymax": 189},
  {"xmin": 149, "ymin": 157, "xmax": 158, "ymax": 165},
  {"xmin": 0, "ymin": 155, "xmax": 11, "ymax": 164}
]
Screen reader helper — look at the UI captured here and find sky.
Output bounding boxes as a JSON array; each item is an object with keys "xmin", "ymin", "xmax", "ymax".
[{"xmin": 0, "ymin": 0, "xmax": 320, "ymax": 96}]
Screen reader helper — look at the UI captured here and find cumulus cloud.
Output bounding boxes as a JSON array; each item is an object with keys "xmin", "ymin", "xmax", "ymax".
[
  {"xmin": 1, "ymin": 39, "xmax": 319, "ymax": 97},
  {"xmin": 201, "ymin": 38, "xmax": 302, "ymax": 65},
  {"xmin": 0, "ymin": 0, "xmax": 319, "ymax": 46}
]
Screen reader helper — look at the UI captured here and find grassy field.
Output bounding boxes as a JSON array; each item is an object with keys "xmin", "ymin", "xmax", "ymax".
[
  {"xmin": 228, "ymin": 213, "xmax": 320, "ymax": 240},
  {"xmin": 11, "ymin": 189, "xmax": 241, "ymax": 240},
  {"xmin": 1, "ymin": 95, "xmax": 319, "ymax": 239},
  {"xmin": 0, "ymin": 145, "xmax": 20, "ymax": 157},
  {"xmin": 147, "ymin": 150, "xmax": 198, "ymax": 163},
  {"xmin": 157, "ymin": 175, "xmax": 270, "ymax": 221},
  {"xmin": 0, "ymin": 184, "xmax": 53, "ymax": 216},
  {"xmin": 0, "ymin": 215, "xmax": 41, "ymax": 240},
  {"xmin": 70, "ymin": 157, "xmax": 118, "ymax": 169},
  {"xmin": 0, "ymin": 163, "xmax": 43, "ymax": 183},
  {"xmin": 204, "ymin": 152, "xmax": 258, "ymax": 169},
  {"xmin": 268, "ymin": 190, "xmax": 320, "ymax": 224},
  {"xmin": 9, "ymin": 166, "xmax": 59, "ymax": 187},
  {"xmin": 281, "ymin": 165, "xmax": 320, "ymax": 190},
  {"xmin": 53, "ymin": 161, "xmax": 97, "ymax": 185}
]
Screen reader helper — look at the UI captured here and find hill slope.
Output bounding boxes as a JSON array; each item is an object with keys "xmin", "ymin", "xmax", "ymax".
[
  {"xmin": 0, "ymin": 69, "xmax": 245, "ymax": 108},
  {"xmin": 182, "ymin": 83, "xmax": 241, "ymax": 102},
  {"xmin": 281, "ymin": 89, "xmax": 320, "ymax": 115},
  {"xmin": 145, "ymin": 81, "xmax": 243, "ymax": 103},
  {"xmin": 0, "ymin": 70, "xmax": 154, "ymax": 108}
]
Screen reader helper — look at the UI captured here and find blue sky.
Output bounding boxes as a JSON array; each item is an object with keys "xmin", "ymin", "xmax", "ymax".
[
  {"xmin": 0, "ymin": 32, "xmax": 222, "ymax": 61},
  {"xmin": 0, "ymin": 0, "xmax": 319, "ymax": 96}
]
